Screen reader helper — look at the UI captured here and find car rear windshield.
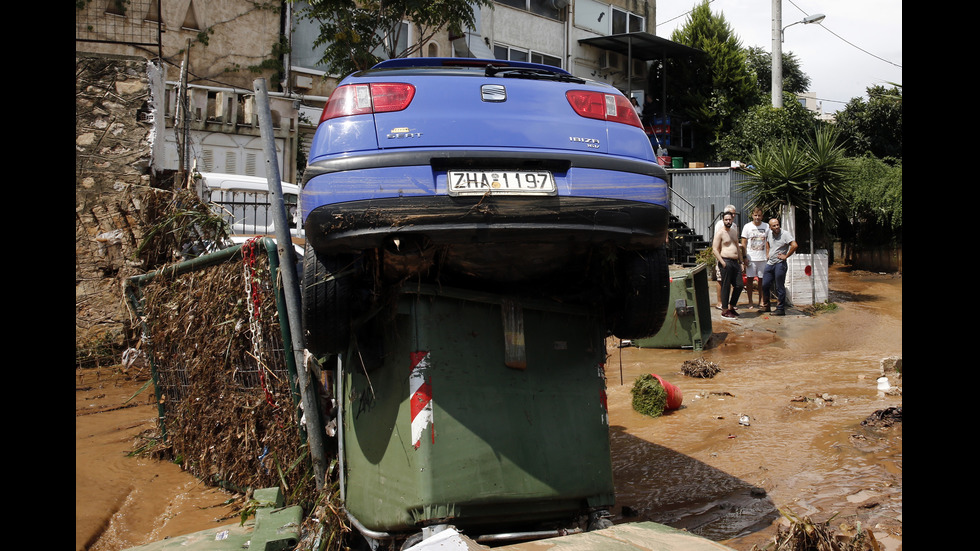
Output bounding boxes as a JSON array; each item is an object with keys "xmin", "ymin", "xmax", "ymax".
[{"xmin": 360, "ymin": 59, "xmax": 584, "ymax": 83}]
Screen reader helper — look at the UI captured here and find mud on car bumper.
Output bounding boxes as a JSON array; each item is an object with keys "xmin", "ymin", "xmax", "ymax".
[
  {"xmin": 305, "ymin": 195, "xmax": 669, "ymax": 254},
  {"xmin": 301, "ymin": 149, "xmax": 669, "ymax": 252}
]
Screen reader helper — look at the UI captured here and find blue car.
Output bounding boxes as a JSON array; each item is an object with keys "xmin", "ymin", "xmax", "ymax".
[{"xmin": 301, "ymin": 58, "xmax": 670, "ymax": 355}]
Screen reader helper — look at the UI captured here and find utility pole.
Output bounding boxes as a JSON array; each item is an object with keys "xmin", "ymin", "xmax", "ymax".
[
  {"xmin": 771, "ymin": 0, "xmax": 783, "ymax": 108},
  {"xmin": 176, "ymin": 41, "xmax": 190, "ymax": 186}
]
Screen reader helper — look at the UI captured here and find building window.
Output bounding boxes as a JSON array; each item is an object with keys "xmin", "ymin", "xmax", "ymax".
[
  {"xmin": 611, "ymin": 6, "xmax": 644, "ymax": 34},
  {"xmin": 495, "ymin": 0, "xmax": 563, "ymax": 22},
  {"xmin": 494, "ymin": 44, "xmax": 562, "ymax": 69}
]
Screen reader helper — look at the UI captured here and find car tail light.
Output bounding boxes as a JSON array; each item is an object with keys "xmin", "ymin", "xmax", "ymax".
[
  {"xmin": 320, "ymin": 83, "xmax": 416, "ymax": 122},
  {"xmin": 565, "ymin": 90, "xmax": 642, "ymax": 128}
]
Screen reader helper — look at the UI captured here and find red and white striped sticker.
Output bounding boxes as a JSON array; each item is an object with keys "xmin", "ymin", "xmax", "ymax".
[{"xmin": 409, "ymin": 351, "xmax": 434, "ymax": 449}]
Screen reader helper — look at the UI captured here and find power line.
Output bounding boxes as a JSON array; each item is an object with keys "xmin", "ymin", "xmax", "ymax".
[
  {"xmin": 786, "ymin": 0, "xmax": 902, "ymax": 69},
  {"xmin": 656, "ymin": 0, "xmax": 717, "ymax": 31}
]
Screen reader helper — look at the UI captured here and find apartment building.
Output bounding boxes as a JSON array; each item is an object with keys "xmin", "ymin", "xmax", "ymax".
[{"xmin": 77, "ymin": 0, "xmax": 697, "ymax": 183}]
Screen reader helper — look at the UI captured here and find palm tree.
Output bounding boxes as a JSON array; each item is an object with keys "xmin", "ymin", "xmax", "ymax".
[{"xmin": 739, "ymin": 126, "xmax": 849, "ymax": 253}]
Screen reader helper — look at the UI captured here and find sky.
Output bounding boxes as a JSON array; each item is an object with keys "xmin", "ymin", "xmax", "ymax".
[{"xmin": 653, "ymin": 0, "xmax": 903, "ymax": 114}]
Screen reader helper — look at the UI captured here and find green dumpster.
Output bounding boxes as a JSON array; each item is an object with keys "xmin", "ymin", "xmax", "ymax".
[
  {"xmin": 340, "ymin": 284, "xmax": 614, "ymax": 538},
  {"xmin": 634, "ymin": 264, "xmax": 712, "ymax": 351}
]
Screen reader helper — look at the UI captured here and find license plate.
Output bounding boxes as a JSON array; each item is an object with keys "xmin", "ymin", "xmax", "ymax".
[{"xmin": 447, "ymin": 170, "xmax": 556, "ymax": 196}]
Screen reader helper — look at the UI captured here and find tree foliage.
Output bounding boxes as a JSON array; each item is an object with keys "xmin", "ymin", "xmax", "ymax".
[
  {"xmin": 834, "ymin": 85, "xmax": 903, "ymax": 158},
  {"xmin": 665, "ymin": 1, "xmax": 761, "ymax": 161},
  {"xmin": 716, "ymin": 99, "xmax": 817, "ymax": 161},
  {"xmin": 744, "ymin": 46, "xmax": 811, "ymax": 96},
  {"xmin": 297, "ymin": 0, "xmax": 493, "ymax": 77},
  {"xmin": 739, "ymin": 126, "xmax": 850, "ymax": 248},
  {"xmin": 837, "ymin": 155, "xmax": 903, "ymax": 245}
]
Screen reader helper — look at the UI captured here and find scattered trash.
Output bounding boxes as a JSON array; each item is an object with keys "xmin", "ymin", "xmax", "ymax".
[
  {"xmin": 630, "ymin": 374, "xmax": 683, "ymax": 417},
  {"xmin": 875, "ymin": 376, "xmax": 890, "ymax": 391},
  {"xmin": 120, "ymin": 347, "xmax": 147, "ymax": 372},
  {"xmin": 681, "ymin": 357, "xmax": 721, "ymax": 378},
  {"xmin": 879, "ymin": 356, "xmax": 902, "ymax": 377},
  {"xmin": 861, "ymin": 407, "xmax": 902, "ymax": 429},
  {"xmin": 738, "ymin": 414, "xmax": 751, "ymax": 426},
  {"xmin": 750, "ymin": 508, "xmax": 883, "ymax": 551}
]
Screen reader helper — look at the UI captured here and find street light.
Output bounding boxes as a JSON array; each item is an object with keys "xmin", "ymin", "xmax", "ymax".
[
  {"xmin": 782, "ymin": 13, "xmax": 826, "ymax": 38},
  {"xmin": 771, "ymin": 1, "xmax": 825, "ymax": 108}
]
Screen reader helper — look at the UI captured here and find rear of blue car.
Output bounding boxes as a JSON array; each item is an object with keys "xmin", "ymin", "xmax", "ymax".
[{"xmin": 301, "ymin": 58, "xmax": 670, "ymax": 355}]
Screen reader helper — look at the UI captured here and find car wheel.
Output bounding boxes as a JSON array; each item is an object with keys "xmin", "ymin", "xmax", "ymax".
[
  {"xmin": 302, "ymin": 241, "xmax": 365, "ymax": 357},
  {"xmin": 608, "ymin": 248, "xmax": 670, "ymax": 340}
]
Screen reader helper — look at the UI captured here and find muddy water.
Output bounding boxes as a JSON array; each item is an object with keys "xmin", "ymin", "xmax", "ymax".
[
  {"xmin": 76, "ymin": 370, "xmax": 242, "ymax": 550},
  {"xmin": 604, "ymin": 266, "xmax": 902, "ymax": 550},
  {"xmin": 76, "ymin": 266, "xmax": 901, "ymax": 551}
]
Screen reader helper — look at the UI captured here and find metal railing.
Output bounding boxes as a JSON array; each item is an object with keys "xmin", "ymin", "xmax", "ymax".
[{"xmin": 205, "ymin": 190, "xmax": 303, "ymax": 237}]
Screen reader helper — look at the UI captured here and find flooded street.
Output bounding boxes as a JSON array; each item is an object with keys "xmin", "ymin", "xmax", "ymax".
[
  {"xmin": 76, "ymin": 265, "xmax": 901, "ymax": 551},
  {"xmin": 604, "ymin": 266, "xmax": 902, "ymax": 550},
  {"xmin": 76, "ymin": 371, "xmax": 242, "ymax": 550}
]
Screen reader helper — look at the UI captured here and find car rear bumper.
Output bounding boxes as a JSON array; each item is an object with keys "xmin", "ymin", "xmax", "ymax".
[
  {"xmin": 305, "ymin": 194, "xmax": 669, "ymax": 255},
  {"xmin": 302, "ymin": 148, "xmax": 669, "ymax": 254}
]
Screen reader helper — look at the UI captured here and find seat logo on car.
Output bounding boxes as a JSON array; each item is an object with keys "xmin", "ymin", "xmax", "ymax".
[
  {"xmin": 481, "ymin": 84, "xmax": 507, "ymax": 102},
  {"xmin": 387, "ymin": 127, "xmax": 422, "ymax": 139},
  {"xmin": 570, "ymin": 136, "xmax": 601, "ymax": 149}
]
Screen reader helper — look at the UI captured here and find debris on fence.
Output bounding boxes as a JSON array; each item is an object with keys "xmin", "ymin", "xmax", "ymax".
[{"xmin": 132, "ymin": 240, "xmax": 318, "ymax": 508}]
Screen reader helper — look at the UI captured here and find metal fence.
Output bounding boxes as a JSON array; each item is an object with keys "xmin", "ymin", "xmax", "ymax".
[
  {"xmin": 205, "ymin": 188, "xmax": 301, "ymax": 237},
  {"xmin": 125, "ymin": 238, "xmax": 316, "ymax": 496},
  {"xmin": 75, "ymin": 0, "xmax": 162, "ymax": 58},
  {"xmin": 667, "ymin": 168, "xmax": 753, "ymax": 239}
]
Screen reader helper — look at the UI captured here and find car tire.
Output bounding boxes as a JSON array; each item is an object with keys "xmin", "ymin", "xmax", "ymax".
[
  {"xmin": 608, "ymin": 248, "xmax": 670, "ymax": 340},
  {"xmin": 302, "ymin": 241, "xmax": 364, "ymax": 357}
]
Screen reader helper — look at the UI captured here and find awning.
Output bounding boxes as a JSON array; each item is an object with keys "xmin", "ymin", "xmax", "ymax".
[
  {"xmin": 578, "ymin": 32, "xmax": 705, "ymax": 61},
  {"xmin": 579, "ymin": 32, "xmax": 705, "ymax": 152}
]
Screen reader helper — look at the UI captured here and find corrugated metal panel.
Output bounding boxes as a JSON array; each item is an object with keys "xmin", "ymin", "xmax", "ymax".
[{"xmin": 667, "ymin": 168, "xmax": 754, "ymax": 243}]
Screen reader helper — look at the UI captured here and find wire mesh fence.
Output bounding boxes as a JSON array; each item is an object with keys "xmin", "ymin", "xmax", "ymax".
[
  {"xmin": 126, "ymin": 238, "xmax": 317, "ymax": 503},
  {"xmin": 76, "ymin": 0, "xmax": 162, "ymax": 51}
]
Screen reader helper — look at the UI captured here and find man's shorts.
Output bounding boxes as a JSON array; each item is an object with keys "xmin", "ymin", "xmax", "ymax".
[{"xmin": 745, "ymin": 260, "xmax": 766, "ymax": 279}]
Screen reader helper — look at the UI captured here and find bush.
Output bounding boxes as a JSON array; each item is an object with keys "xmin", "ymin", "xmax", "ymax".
[{"xmin": 631, "ymin": 374, "xmax": 667, "ymax": 418}]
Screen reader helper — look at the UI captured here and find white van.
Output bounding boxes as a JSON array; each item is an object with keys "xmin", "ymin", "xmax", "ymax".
[{"xmin": 193, "ymin": 171, "xmax": 305, "ymax": 240}]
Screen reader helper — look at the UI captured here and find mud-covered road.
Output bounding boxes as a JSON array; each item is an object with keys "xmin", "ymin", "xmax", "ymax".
[{"xmin": 76, "ymin": 265, "xmax": 901, "ymax": 551}]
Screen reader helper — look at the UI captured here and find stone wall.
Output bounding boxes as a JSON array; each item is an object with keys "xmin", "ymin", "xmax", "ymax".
[{"xmin": 76, "ymin": 53, "xmax": 159, "ymax": 365}]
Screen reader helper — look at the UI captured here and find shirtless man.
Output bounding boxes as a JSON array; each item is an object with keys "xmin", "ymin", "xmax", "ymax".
[{"xmin": 712, "ymin": 212, "xmax": 744, "ymax": 319}]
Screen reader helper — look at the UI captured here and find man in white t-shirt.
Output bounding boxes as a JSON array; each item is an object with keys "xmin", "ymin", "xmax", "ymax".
[{"xmin": 740, "ymin": 207, "xmax": 769, "ymax": 309}]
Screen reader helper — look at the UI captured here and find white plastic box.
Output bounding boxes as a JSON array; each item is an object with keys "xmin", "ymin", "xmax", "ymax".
[{"xmin": 785, "ymin": 250, "xmax": 829, "ymax": 305}]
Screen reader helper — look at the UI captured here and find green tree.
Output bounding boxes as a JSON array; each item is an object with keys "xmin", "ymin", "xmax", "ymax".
[
  {"xmin": 297, "ymin": 0, "xmax": 493, "ymax": 77},
  {"xmin": 834, "ymin": 85, "xmax": 902, "ymax": 158},
  {"xmin": 739, "ymin": 126, "xmax": 849, "ymax": 251},
  {"xmin": 665, "ymin": 1, "xmax": 761, "ymax": 161},
  {"xmin": 744, "ymin": 46, "xmax": 811, "ymax": 96},
  {"xmin": 836, "ymin": 155, "xmax": 903, "ymax": 247},
  {"xmin": 716, "ymin": 99, "xmax": 817, "ymax": 161}
]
